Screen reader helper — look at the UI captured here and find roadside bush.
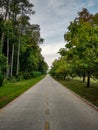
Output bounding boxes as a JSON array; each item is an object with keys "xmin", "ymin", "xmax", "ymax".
[
  {"xmin": 9, "ymin": 76, "xmax": 18, "ymax": 82},
  {"xmin": 0, "ymin": 74, "xmax": 4, "ymax": 86},
  {"xmin": 23, "ymin": 72, "xmax": 31, "ymax": 79},
  {"xmin": 31, "ymin": 71, "xmax": 42, "ymax": 78},
  {"xmin": 16, "ymin": 75, "xmax": 24, "ymax": 81}
]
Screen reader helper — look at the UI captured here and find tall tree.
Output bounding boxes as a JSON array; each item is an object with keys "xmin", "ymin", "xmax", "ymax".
[{"xmin": 0, "ymin": 0, "xmax": 48, "ymax": 83}]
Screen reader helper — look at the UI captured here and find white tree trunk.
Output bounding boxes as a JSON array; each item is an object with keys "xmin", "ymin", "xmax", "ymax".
[
  {"xmin": 6, "ymin": 32, "xmax": 10, "ymax": 77},
  {"xmin": 10, "ymin": 43, "xmax": 14, "ymax": 78},
  {"xmin": 16, "ymin": 33, "xmax": 20, "ymax": 76},
  {"xmin": 1, "ymin": 32, "xmax": 4, "ymax": 54}
]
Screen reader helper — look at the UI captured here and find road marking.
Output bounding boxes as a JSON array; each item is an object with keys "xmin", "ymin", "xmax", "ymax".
[
  {"xmin": 45, "ymin": 121, "xmax": 50, "ymax": 130},
  {"xmin": 45, "ymin": 109, "xmax": 49, "ymax": 115},
  {"xmin": 45, "ymin": 89, "xmax": 50, "ymax": 130}
]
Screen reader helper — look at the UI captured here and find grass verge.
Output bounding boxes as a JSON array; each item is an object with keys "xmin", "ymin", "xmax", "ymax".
[
  {"xmin": 54, "ymin": 78, "xmax": 98, "ymax": 108},
  {"xmin": 0, "ymin": 75, "xmax": 45, "ymax": 109}
]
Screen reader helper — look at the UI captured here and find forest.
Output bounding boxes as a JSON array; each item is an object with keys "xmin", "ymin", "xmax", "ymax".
[
  {"xmin": 50, "ymin": 8, "xmax": 98, "ymax": 88},
  {"xmin": 0, "ymin": 0, "xmax": 48, "ymax": 86}
]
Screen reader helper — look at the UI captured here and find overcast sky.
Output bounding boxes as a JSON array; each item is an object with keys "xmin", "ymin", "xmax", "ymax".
[{"xmin": 30, "ymin": 0, "xmax": 98, "ymax": 68}]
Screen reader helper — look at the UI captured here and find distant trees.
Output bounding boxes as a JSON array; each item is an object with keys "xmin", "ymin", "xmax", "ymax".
[
  {"xmin": 50, "ymin": 8, "xmax": 98, "ymax": 87},
  {"xmin": 0, "ymin": 0, "xmax": 48, "ymax": 86}
]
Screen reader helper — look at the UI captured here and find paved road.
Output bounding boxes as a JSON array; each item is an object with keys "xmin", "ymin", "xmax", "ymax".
[{"xmin": 0, "ymin": 75, "xmax": 98, "ymax": 130}]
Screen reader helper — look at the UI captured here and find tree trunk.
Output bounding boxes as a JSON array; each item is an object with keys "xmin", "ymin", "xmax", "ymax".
[
  {"xmin": 82, "ymin": 71, "xmax": 86, "ymax": 82},
  {"xmin": 1, "ymin": 32, "xmax": 4, "ymax": 54},
  {"xmin": 1, "ymin": 5, "xmax": 8, "ymax": 54},
  {"xmin": 10, "ymin": 43, "xmax": 14, "ymax": 78},
  {"xmin": 64, "ymin": 74, "xmax": 66, "ymax": 80},
  {"xmin": 87, "ymin": 71, "xmax": 90, "ymax": 87},
  {"xmin": 16, "ymin": 33, "xmax": 20, "ymax": 76},
  {"xmin": 6, "ymin": 0, "xmax": 10, "ymax": 77},
  {"xmin": 6, "ymin": 33, "xmax": 10, "ymax": 77},
  {"xmin": 1, "ymin": 12, "xmax": 7, "ymax": 53},
  {"xmin": 1, "ymin": 0, "xmax": 10, "ymax": 54}
]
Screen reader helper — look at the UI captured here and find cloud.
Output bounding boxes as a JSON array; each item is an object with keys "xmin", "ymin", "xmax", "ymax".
[
  {"xmin": 40, "ymin": 42, "xmax": 65, "ymax": 68},
  {"xmin": 41, "ymin": 42, "xmax": 65, "ymax": 55}
]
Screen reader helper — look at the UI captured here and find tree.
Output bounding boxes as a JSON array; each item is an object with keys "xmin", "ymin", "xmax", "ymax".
[
  {"xmin": 10, "ymin": 0, "xmax": 35, "ymax": 77},
  {"xmin": 0, "ymin": 0, "xmax": 48, "ymax": 83},
  {"xmin": 64, "ymin": 8, "xmax": 98, "ymax": 87},
  {"xmin": 51, "ymin": 8, "xmax": 98, "ymax": 87}
]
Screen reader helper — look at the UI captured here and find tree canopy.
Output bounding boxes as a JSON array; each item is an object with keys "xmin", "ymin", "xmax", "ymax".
[
  {"xmin": 50, "ymin": 8, "xmax": 98, "ymax": 87},
  {"xmin": 0, "ymin": 0, "xmax": 48, "ymax": 85}
]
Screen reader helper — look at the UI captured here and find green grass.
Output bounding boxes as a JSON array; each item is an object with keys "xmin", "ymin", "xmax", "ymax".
[
  {"xmin": 0, "ymin": 75, "xmax": 45, "ymax": 108},
  {"xmin": 54, "ymin": 78, "xmax": 98, "ymax": 108}
]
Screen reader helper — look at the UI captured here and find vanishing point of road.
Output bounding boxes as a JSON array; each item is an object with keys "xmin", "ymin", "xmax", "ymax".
[{"xmin": 0, "ymin": 75, "xmax": 98, "ymax": 130}]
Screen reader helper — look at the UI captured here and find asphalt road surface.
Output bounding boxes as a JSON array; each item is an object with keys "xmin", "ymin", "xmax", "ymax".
[{"xmin": 0, "ymin": 75, "xmax": 98, "ymax": 130}]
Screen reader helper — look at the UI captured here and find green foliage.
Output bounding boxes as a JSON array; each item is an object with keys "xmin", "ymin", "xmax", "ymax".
[
  {"xmin": 31, "ymin": 71, "xmax": 42, "ymax": 77},
  {"xmin": 51, "ymin": 8, "xmax": 98, "ymax": 87},
  {"xmin": 23, "ymin": 72, "xmax": 31, "ymax": 79},
  {"xmin": 0, "ymin": 55, "xmax": 7, "ymax": 86},
  {"xmin": 50, "ymin": 57, "xmax": 70, "ymax": 80},
  {"xmin": 38, "ymin": 58, "xmax": 48, "ymax": 74},
  {"xmin": 0, "ymin": 74, "xmax": 4, "ymax": 86},
  {"xmin": 0, "ymin": 0, "xmax": 48, "ymax": 80},
  {"xmin": 0, "ymin": 55, "xmax": 7, "ymax": 73}
]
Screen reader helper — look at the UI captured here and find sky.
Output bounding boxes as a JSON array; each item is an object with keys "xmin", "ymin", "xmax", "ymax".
[{"xmin": 30, "ymin": 0, "xmax": 98, "ymax": 68}]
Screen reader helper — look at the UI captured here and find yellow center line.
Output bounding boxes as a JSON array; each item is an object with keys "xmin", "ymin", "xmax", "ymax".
[
  {"xmin": 45, "ymin": 121, "xmax": 50, "ymax": 130},
  {"xmin": 45, "ymin": 109, "xmax": 49, "ymax": 115}
]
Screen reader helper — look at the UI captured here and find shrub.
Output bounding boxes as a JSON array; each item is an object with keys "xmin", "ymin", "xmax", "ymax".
[
  {"xmin": 31, "ymin": 71, "xmax": 42, "ymax": 78},
  {"xmin": 23, "ymin": 72, "xmax": 31, "ymax": 79},
  {"xmin": 0, "ymin": 74, "xmax": 4, "ymax": 86}
]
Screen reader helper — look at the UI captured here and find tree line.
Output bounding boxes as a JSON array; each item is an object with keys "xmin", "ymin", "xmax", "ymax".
[
  {"xmin": 50, "ymin": 8, "xmax": 98, "ymax": 87},
  {"xmin": 0, "ymin": 0, "xmax": 48, "ymax": 86}
]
